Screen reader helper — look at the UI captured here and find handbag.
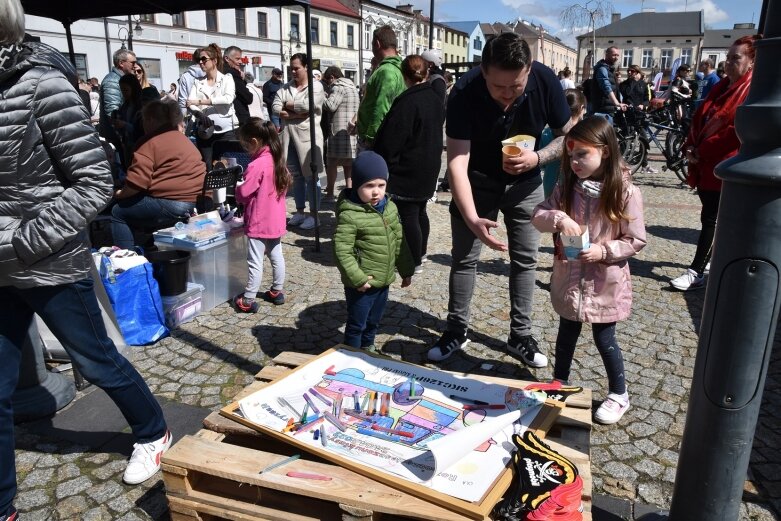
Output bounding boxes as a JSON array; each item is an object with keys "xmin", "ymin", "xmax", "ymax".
[{"xmin": 99, "ymin": 256, "xmax": 169, "ymax": 345}]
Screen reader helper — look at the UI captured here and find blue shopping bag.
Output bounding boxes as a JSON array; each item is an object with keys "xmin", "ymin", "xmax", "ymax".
[{"xmin": 99, "ymin": 256, "xmax": 169, "ymax": 345}]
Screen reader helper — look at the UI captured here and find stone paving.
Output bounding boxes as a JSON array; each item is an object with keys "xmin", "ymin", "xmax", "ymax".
[{"xmin": 11, "ymin": 157, "xmax": 781, "ymax": 520}]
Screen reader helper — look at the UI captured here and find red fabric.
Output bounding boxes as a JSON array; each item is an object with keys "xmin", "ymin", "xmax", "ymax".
[{"xmin": 685, "ymin": 70, "xmax": 753, "ymax": 191}]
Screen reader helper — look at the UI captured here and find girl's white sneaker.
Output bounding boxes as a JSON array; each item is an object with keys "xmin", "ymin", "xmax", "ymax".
[{"xmin": 594, "ymin": 392, "xmax": 630, "ymax": 425}]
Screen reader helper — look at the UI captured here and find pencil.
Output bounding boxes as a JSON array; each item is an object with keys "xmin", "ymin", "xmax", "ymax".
[
  {"xmin": 448, "ymin": 394, "xmax": 489, "ymax": 405},
  {"xmin": 463, "ymin": 404, "xmax": 506, "ymax": 410},
  {"xmin": 370, "ymin": 423, "xmax": 414, "ymax": 438},
  {"xmin": 259, "ymin": 453, "xmax": 300, "ymax": 474}
]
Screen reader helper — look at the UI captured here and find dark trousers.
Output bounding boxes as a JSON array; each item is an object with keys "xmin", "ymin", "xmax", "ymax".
[
  {"xmin": 691, "ymin": 189, "xmax": 720, "ymax": 275},
  {"xmin": 553, "ymin": 317, "xmax": 626, "ymax": 395},
  {"xmin": 0, "ymin": 278, "xmax": 167, "ymax": 515},
  {"xmin": 197, "ymin": 130, "xmax": 236, "ymax": 169},
  {"xmin": 343, "ymin": 286, "xmax": 389, "ymax": 348},
  {"xmin": 394, "ymin": 199, "xmax": 430, "ymax": 266}
]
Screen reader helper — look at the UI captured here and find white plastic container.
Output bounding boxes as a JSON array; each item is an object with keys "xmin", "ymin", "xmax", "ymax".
[{"xmin": 161, "ymin": 283, "xmax": 204, "ymax": 328}]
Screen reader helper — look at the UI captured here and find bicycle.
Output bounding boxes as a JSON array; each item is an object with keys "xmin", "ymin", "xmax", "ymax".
[{"xmin": 614, "ymin": 105, "xmax": 689, "ymax": 183}]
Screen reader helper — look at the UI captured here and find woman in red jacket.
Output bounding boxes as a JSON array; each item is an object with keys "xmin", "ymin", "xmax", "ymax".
[{"xmin": 670, "ymin": 34, "xmax": 761, "ymax": 291}]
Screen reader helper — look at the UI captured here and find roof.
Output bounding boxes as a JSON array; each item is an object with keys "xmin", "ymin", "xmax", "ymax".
[
  {"xmin": 22, "ymin": 0, "xmax": 310, "ymax": 24},
  {"xmin": 577, "ymin": 11, "xmax": 703, "ymax": 39},
  {"xmin": 442, "ymin": 21, "xmax": 480, "ymax": 35},
  {"xmin": 310, "ymin": 0, "xmax": 360, "ymax": 18},
  {"xmin": 703, "ymin": 28, "xmax": 758, "ymax": 47},
  {"xmin": 482, "ymin": 22, "xmax": 515, "ymax": 36}
]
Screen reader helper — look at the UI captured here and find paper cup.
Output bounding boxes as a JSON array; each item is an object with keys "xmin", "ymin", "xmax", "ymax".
[
  {"xmin": 501, "ymin": 134, "xmax": 536, "ymax": 150},
  {"xmin": 502, "ymin": 145, "xmax": 522, "ymax": 161}
]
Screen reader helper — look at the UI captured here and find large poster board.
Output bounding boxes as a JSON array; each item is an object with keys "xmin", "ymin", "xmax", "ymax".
[{"xmin": 221, "ymin": 348, "xmax": 561, "ymax": 520}]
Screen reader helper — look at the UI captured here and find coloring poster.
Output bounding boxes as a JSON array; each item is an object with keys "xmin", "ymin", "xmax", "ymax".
[{"xmin": 236, "ymin": 349, "xmax": 546, "ymax": 503}]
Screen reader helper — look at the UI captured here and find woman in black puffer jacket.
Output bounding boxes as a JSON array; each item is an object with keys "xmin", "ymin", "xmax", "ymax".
[
  {"xmin": 0, "ymin": 2, "xmax": 169, "ymax": 517},
  {"xmin": 374, "ymin": 55, "xmax": 445, "ymax": 271}
]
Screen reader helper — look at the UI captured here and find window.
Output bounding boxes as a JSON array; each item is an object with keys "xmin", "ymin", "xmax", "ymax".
[
  {"xmin": 205, "ymin": 9, "xmax": 217, "ymax": 32},
  {"xmin": 347, "ymin": 25, "xmax": 355, "ymax": 49},
  {"xmin": 172, "ymin": 12, "xmax": 185, "ymax": 27},
  {"xmin": 621, "ymin": 49, "xmax": 633, "ymax": 68},
  {"xmin": 364, "ymin": 24, "xmax": 371, "ymax": 50},
  {"xmin": 641, "ymin": 48, "xmax": 653, "ymax": 68},
  {"xmin": 660, "ymin": 48, "xmax": 673, "ymax": 70},
  {"xmin": 474, "ymin": 36, "xmax": 482, "ymax": 51},
  {"xmin": 235, "ymin": 9, "xmax": 246, "ymax": 36},
  {"xmin": 330, "ymin": 22, "xmax": 338, "ymax": 47},
  {"xmin": 708, "ymin": 54, "xmax": 718, "ymax": 63},
  {"xmin": 257, "ymin": 12, "xmax": 267, "ymax": 38},
  {"xmin": 311, "ymin": 17, "xmax": 319, "ymax": 44},
  {"xmin": 139, "ymin": 14, "xmax": 154, "ymax": 23},
  {"xmin": 290, "ymin": 13, "xmax": 300, "ymax": 40},
  {"xmin": 681, "ymin": 48, "xmax": 692, "ymax": 65},
  {"xmin": 72, "ymin": 53, "xmax": 88, "ymax": 83}
]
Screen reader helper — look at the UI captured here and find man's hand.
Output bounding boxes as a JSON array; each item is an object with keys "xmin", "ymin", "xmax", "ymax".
[
  {"xmin": 467, "ymin": 217, "xmax": 508, "ymax": 251},
  {"xmin": 578, "ymin": 244, "xmax": 604, "ymax": 263},
  {"xmin": 503, "ymin": 149, "xmax": 539, "ymax": 175},
  {"xmin": 357, "ymin": 276, "xmax": 373, "ymax": 292},
  {"xmin": 685, "ymin": 146, "xmax": 699, "ymax": 165}
]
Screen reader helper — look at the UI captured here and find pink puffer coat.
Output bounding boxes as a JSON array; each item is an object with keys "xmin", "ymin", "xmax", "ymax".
[{"xmin": 532, "ymin": 177, "xmax": 647, "ymax": 323}]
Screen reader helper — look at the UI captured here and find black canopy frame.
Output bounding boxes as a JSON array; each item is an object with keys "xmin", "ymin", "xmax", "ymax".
[{"xmin": 22, "ymin": 0, "xmax": 324, "ymax": 249}]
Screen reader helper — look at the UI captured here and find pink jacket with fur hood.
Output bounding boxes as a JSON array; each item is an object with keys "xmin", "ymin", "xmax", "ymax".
[
  {"xmin": 235, "ymin": 147, "xmax": 287, "ymax": 239},
  {"xmin": 532, "ymin": 176, "xmax": 646, "ymax": 323}
]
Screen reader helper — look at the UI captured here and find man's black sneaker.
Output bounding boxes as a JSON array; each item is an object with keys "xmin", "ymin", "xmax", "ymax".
[
  {"xmin": 427, "ymin": 332, "xmax": 469, "ymax": 362},
  {"xmin": 507, "ymin": 336, "xmax": 548, "ymax": 368}
]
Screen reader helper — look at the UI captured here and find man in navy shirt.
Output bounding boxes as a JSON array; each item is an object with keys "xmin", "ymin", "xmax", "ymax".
[
  {"xmin": 427, "ymin": 33, "xmax": 572, "ymax": 368},
  {"xmin": 697, "ymin": 58, "xmax": 720, "ymax": 101}
]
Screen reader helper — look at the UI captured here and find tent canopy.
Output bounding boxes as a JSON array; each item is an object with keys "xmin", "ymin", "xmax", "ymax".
[{"xmin": 21, "ymin": 0, "xmax": 310, "ymax": 25}]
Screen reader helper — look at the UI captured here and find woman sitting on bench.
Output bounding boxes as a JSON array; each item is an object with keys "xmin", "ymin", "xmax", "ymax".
[{"xmin": 111, "ymin": 99, "xmax": 206, "ymax": 248}]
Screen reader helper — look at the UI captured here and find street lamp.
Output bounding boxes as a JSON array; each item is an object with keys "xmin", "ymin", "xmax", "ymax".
[
  {"xmin": 282, "ymin": 30, "xmax": 302, "ymax": 62},
  {"xmin": 118, "ymin": 16, "xmax": 143, "ymax": 50}
]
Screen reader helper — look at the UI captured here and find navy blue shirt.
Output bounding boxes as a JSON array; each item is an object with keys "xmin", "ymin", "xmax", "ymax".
[{"xmin": 446, "ymin": 61, "xmax": 570, "ymax": 185}]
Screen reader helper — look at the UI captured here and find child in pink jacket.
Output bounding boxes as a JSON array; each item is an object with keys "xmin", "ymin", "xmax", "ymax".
[
  {"xmin": 532, "ymin": 117, "xmax": 646, "ymax": 425},
  {"xmin": 233, "ymin": 118, "xmax": 292, "ymax": 313}
]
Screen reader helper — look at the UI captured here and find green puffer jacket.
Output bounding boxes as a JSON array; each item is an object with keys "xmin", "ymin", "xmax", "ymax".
[{"xmin": 333, "ymin": 192, "xmax": 414, "ymax": 289}]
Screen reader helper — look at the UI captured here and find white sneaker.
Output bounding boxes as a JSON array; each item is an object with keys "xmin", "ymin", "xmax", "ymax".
[
  {"xmin": 420, "ymin": 255, "xmax": 429, "ymax": 264},
  {"xmin": 704, "ymin": 262, "xmax": 711, "ymax": 276},
  {"xmin": 594, "ymin": 392, "xmax": 630, "ymax": 425},
  {"xmin": 288, "ymin": 213, "xmax": 306, "ymax": 226},
  {"xmin": 427, "ymin": 332, "xmax": 470, "ymax": 362},
  {"xmin": 414, "ymin": 265, "xmax": 423, "ymax": 274},
  {"xmin": 670, "ymin": 268, "xmax": 705, "ymax": 291},
  {"xmin": 643, "ymin": 165, "xmax": 658, "ymax": 174},
  {"xmin": 299, "ymin": 216, "xmax": 316, "ymax": 230},
  {"xmin": 123, "ymin": 430, "xmax": 172, "ymax": 485}
]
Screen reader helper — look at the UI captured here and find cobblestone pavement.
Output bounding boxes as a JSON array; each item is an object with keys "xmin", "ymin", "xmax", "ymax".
[{"xmin": 12, "ymin": 157, "xmax": 781, "ymax": 520}]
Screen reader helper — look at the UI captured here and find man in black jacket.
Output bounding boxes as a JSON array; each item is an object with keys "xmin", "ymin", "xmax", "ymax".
[
  {"xmin": 263, "ymin": 68, "xmax": 284, "ymax": 129},
  {"xmin": 619, "ymin": 64, "xmax": 651, "ymax": 110},
  {"xmin": 590, "ymin": 46, "xmax": 627, "ymax": 120},
  {"xmin": 222, "ymin": 46, "xmax": 252, "ymax": 126}
]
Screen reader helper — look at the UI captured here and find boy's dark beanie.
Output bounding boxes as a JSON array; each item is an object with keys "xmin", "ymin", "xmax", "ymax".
[{"xmin": 351, "ymin": 151, "xmax": 389, "ymax": 189}]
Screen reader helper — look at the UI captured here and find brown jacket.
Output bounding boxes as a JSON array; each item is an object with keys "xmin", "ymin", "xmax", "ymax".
[{"xmin": 125, "ymin": 130, "xmax": 206, "ymax": 202}]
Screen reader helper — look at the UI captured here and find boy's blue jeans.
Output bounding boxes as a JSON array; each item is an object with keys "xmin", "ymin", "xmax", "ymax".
[
  {"xmin": 343, "ymin": 286, "xmax": 389, "ymax": 348},
  {"xmin": 0, "ymin": 278, "xmax": 167, "ymax": 515}
]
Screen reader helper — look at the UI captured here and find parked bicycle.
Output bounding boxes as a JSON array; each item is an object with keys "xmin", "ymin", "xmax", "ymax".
[{"xmin": 614, "ymin": 104, "xmax": 689, "ymax": 183}]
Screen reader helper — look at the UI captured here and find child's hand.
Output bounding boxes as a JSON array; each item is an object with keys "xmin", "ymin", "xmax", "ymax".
[
  {"xmin": 558, "ymin": 217, "xmax": 583, "ymax": 236},
  {"xmin": 401, "ymin": 276, "xmax": 412, "ymax": 288},
  {"xmin": 578, "ymin": 244, "xmax": 604, "ymax": 263},
  {"xmin": 357, "ymin": 276, "xmax": 373, "ymax": 292}
]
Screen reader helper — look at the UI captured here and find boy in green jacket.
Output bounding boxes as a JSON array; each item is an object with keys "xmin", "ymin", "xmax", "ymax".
[{"xmin": 334, "ymin": 151, "xmax": 414, "ymax": 350}]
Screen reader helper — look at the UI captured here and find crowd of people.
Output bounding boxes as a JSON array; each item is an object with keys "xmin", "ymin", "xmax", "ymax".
[{"xmin": 0, "ymin": 0, "xmax": 763, "ymax": 515}]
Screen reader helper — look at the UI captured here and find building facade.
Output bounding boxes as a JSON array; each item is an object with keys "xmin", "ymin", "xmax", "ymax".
[
  {"xmin": 280, "ymin": 0, "xmax": 361, "ymax": 82},
  {"xmin": 25, "ymin": 9, "xmax": 283, "ymax": 89},
  {"xmin": 360, "ymin": 0, "xmax": 414, "ymax": 84},
  {"xmin": 575, "ymin": 9, "xmax": 704, "ymax": 83},
  {"xmin": 442, "ymin": 21, "xmax": 484, "ymax": 64},
  {"xmin": 481, "ymin": 21, "xmax": 577, "ymax": 74},
  {"xmin": 700, "ymin": 23, "xmax": 757, "ymax": 66},
  {"xmin": 441, "ymin": 24, "xmax": 468, "ymax": 69}
]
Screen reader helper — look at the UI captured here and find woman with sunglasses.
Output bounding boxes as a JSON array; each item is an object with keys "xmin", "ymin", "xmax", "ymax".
[
  {"xmin": 186, "ymin": 43, "xmax": 238, "ymax": 168},
  {"xmin": 132, "ymin": 62, "xmax": 159, "ymax": 104}
]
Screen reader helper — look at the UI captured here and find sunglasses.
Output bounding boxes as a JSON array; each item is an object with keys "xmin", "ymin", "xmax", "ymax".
[
  {"xmin": 198, "ymin": 56, "xmax": 212, "ymax": 63},
  {"xmin": 134, "ymin": 69, "xmax": 143, "ymax": 74}
]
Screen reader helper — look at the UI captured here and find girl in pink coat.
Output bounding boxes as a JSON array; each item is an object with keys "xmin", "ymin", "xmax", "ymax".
[
  {"xmin": 532, "ymin": 117, "xmax": 646, "ymax": 425},
  {"xmin": 233, "ymin": 119, "xmax": 292, "ymax": 313}
]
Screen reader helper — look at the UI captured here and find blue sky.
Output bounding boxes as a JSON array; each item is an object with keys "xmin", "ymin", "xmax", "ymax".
[{"xmin": 374, "ymin": 0, "xmax": 763, "ymax": 46}]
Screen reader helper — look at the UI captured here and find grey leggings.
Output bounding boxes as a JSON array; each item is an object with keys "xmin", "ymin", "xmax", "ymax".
[{"xmin": 244, "ymin": 237, "xmax": 285, "ymax": 298}]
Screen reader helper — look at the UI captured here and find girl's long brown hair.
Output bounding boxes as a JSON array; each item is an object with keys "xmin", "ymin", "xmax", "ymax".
[
  {"xmin": 238, "ymin": 118, "xmax": 291, "ymax": 198},
  {"xmin": 560, "ymin": 116, "xmax": 630, "ymax": 223}
]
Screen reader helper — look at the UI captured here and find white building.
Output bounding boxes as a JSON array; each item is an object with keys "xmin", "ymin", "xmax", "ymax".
[
  {"xmin": 360, "ymin": 0, "xmax": 415, "ymax": 82},
  {"xmin": 700, "ymin": 23, "xmax": 757, "ymax": 66},
  {"xmin": 24, "ymin": 9, "xmax": 283, "ymax": 89},
  {"xmin": 442, "ymin": 21, "xmax": 485, "ymax": 64}
]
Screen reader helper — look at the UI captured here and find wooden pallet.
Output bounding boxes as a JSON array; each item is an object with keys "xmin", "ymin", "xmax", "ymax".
[{"xmin": 163, "ymin": 351, "xmax": 593, "ymax": 521}]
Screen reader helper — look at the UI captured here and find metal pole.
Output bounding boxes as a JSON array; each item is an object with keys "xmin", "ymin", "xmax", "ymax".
[
  {"xmin": 103, "ymin": 17, "xmax": 112, "ymax": 71},
  {"xmin": 428, "ymin": 0, "xmax": 434, "ymax": 49},
  {"xmin": 666, "ymin": 2, "xmax": 781, "ymax": 519},
  {"xmin": 64, "ymin": 22, "xmax": 76, "ymax": 68},
  {"xmin": 126, "ymin": 15, "xmax": 133, "ymax": 51},
  {"xmin": 303, "ymin": 4, "xmax": 321, "ymax": 251}
]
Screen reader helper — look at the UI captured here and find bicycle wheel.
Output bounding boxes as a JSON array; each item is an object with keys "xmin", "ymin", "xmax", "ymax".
[
  {"xmin": 665, "ymin": 131, "xmax": 688, "ymax": 183},
  {"xmin": 621, "ymin": 132, "xmax": 646, "ymax": 174}
]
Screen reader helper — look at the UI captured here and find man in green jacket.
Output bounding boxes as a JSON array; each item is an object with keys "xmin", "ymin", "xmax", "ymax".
[
  {"xmin": 334, "ymin": 152, "xmax": 414, "ymax": 351},
  {"xmin": 356, "ymin": 25, "xmax": 404, "ymax": 151}
]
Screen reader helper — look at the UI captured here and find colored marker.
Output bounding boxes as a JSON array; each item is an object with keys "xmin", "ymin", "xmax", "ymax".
[
  {"xmin": 313, "ymin": 429, "xmax": 320, "ymax": 440},
  {"xmin": 409, "ymin": 378, "xmax": 416, "ymax": 398},
  {"xmin": 357, "ymin": 427, "xmax": 402, "ymax": 443},
  {"xmin": 379, "ymin": 393, "xmax": 389, "ymax": 416},
  {"xmin": 259, "ymin": 453, "xmax": 300, "ymax": 474},
  {"xmin": 370, "ymin": 423, "xmax": 415, "ymax": 438},
  {"xmin": 300, "ymin": 402, "xmax": 310, "ymax": 424},
  {"xmin": 463, "ymin": 404, "xmax": 506, "ymax": 410},
  {"xmin": 353, "ymin": 391, "xmax": 360, "ymax": 412},
  {"xmin": 449, "ymin": 394, "xmax": 489, "ymax": 405},
  {"xmin": 324, "ymin": 365, "xmax": 337, "ymax": 376},
  {"xmin": 293, "ymin": 415, "xmax": 324, "ymax": 435},
  {"xmin": 323, "ymin": 411, "xmax": 347, "ymax": 432},
  {"xmin": 309, "ymin": 387, "xmax": 333, "ymax": 406},
  {"xmin": 368, "ymin": 391, "xmax": 376, "ymax": 415},
  {"xmin": 303, "ymin": 393, "xmax": 321, "ymax": 415},
  {"xmin": 320, "ymin": 426, "xmax": 328, "ymax": 447},
  {"xmin": 278, "ymin": 396, "xmax": 301, "ymax": 417},
  {"xmin": 286, "ymin": 471, "xmax": 332, "ymax": 481},
  {"xmin": 343, "ymin": 409, "xmax": 372, "ymax": 421},
  {"xmin": 281, "ymin": 418, "xmax": 295, "ymax": 433}
]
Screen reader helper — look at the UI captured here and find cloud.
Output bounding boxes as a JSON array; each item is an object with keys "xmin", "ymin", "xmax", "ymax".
[{"xmin": 656, "ymin": 0, "xmax": 729, "ymax": 24}]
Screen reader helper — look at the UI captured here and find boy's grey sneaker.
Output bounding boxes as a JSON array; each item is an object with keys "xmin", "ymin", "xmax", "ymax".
[
  {"xmin": 427, "ymin": 332, "xmax": 469, "ymax": 362},
  {"xmin": 507, "ymin": 336, "xmax": 548, "ymax": 368}
]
